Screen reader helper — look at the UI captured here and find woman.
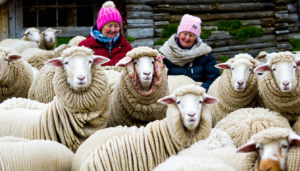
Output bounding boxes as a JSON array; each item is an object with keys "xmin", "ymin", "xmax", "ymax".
[
  {"xmin": 159, "ymin": 14, "xmax": 220, "ymax": 91},
  {"xmin": 79, "ymin": 1, "xmax": 132, "ymax": 66}
]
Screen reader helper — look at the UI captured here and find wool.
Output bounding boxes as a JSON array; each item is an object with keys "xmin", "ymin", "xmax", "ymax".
[
  {"xmin": 208, "ymin": 69, "xmax": 259, "ymax": 127},
  {"xmin": 215, "ymin": 108, "xmax": 291, "ymax": 148},
  {"xmin": 72, "ymin": 101, "xmax": 212, "ymax": 171},
  {"xmin": 0, "ymin": 47, "xmax": 33, "ymax": 103},
  {"xmin": 103, "ymin": 65, "xmax": 123, "ymax": 72},
  {"xmin": 43, "ymin": 28, "xmax": 59, "ymax": 50},
  {"xmin": 168, "ymin": 75, "xmax": 197, "ymax": 93},
  {"xmin": 0, "ymin": 64, "xmax": 110, "ymax": 152},
  {"xmin": 104, "ymin": 70, "xmax": 121, "ymax": 94},
  {"xmin": 0, "ymin": 136, "xmax": 74, "ymax": 171},
  {"xmin": 0, "ymin": 97, "xmax": 48, "ymax": 110},
  {"xmin": 68, "ymin": 36, "xmax": 86, "ymax": 47},
  {"xmin": 21, "ymin": 28, "xmax": 46, "ymax": 49}
]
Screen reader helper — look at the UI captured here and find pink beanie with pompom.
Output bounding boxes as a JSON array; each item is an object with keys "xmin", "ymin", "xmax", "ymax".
[
  {"xmin": 97, "ymin": 1, "xmax": 122, "ymax": 30},
  {"xmin": 177, "ymin": 14, "xmax": 202, "ymax": 37}
]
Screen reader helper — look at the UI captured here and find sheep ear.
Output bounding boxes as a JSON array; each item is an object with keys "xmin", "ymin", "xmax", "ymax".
[
  {"xmin": 8, "ymin": 54, "xmax": 22, "ymax": 61},
  {"xmin": 45, "ymin": 57, "xmax": 63, "ymax": 67},
  {"xmin": 93, "ymin": 56, "xmax": 110, "ymax": 65},
  {"xmin": 40, "ymin": 32, "xmax": 45, "ymax": 35},
  {"xmin": 288, "ymin": 133, "xmax": 300, "ymax": 147},
  {"xmin": 295, "ymin": 58, "xmax": 300, "ymax": 67},
  {"xmin": 116, "ymin": 57, "xmax": 132, "ymax": 67},
  {"xmin": 255, "ymin": 54, "xmax": 267, "ymax": 60},
  {"xmin": 203, "ymin": 94, "xmax": 219, "ymax": 104},
  {"xmin": 215, "ymin": 63, "xmax": 231, "ymax": 69},
  {"xmin": 254, "ymin": 63, "xmax": 271, "ymax": 73},
  {"xmin": 55, "ymin": 30, "xmax": 62, "ymax": 34},
  {"xmin": 21, "ymin": 33, "xmax": 28, "ymax": 36},
  {"xmin": 236, "ymin": 140, "xmax": 257, "ymax": 153},
  {"xmin": 158, "ymin": 94, "xmax": 176, "ymax": 105}
]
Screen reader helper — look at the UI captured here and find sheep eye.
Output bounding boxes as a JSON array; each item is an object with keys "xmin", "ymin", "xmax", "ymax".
[
  {"xmin": 272, "ymin": 68, "xmax": 276, "ymax": 71},
  {"xmin": 282, "ymin": 144, "xmax": 288, "ymax": 149},
  {"xmin": 89, "ymin": 60, "xmax": 92, "ymax": 64},
  {"xmin": 64, "ymin": 61, "xmax": 68, "ymax": 65},
  {"xmin": 152, "ymin": 61, "xmax": 155, "ymax": 64},
  {"xmin": 231, "ymin": 68, "xmax": 234, "ymax": 70},
  {"xmin": 249, "ymin": 69, "xmax": 253, "ymax": 72},
  {"xmin": 256, "ymin": 146, "xmax": 260, "ymax": 150},
  {"xmin": 293, "ymin": 66, "xmax": 297, "ymax": 68},
  {"xmin": 4, "ymin": 59, "xmax": 8, "ymax": 61},
  {"xmin": 133, "ymin": 61, "xmax": 137, "ymax": 65},
  {"xmin": 199, "ymin": 100, "xmax": 203, "ymax": 103},
  {"xmin": 176, "ymin": 101, "xmax": 181, "ymax": 104}
]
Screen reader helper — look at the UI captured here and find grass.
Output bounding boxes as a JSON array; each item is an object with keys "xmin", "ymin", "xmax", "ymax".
[
  {"xmin": 289, "ymin": 38, "xmax": 300, "ymax": 51},
  {"xmin": 218, "ymin": 56, "xmax": 231, "ymax": 63},
  {"xmin": 56, "ymin": 37, "xmax": 73, "ymax": 47},
  {"xmin": 218, "ymin": 20, "xmax": 242, "ymax": 31},
  {"xmin": 200, "ymin": 28, "xmax": 216, "ymax": 39},
  {"xmin": 126, "ymin": 36, "xmax": 135, "ymax": 43}
]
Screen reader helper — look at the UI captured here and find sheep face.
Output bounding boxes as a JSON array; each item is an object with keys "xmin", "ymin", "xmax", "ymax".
[
  {"xmin": 216, "ymin": 58, "xmax": 254, "ymax": 91},
  {"xmin": 0, "ymin": 52, "xmax": 22, "ymax": 81},
  {"xmin": 22, "ymin": 31, "xmax": 41, "ymax": 45},
  {"xmin": 255, "ymin": 59, "xmax": 300, "ymax": 92},
  {"xmin": 158, "ymin": 93, "xmax": 218, "ymax": 131},
  {"xmin": 237, "ymin": 132, "xmax": 300, "ymax": 171},
  {"xmin": 42, "ymin": 29, "xmax": 61, "ymax": 44},
  {"xmin": 133, "ymin": 56, "xmax": 155, "ymax": 92},
  {"xmin": 45, "ymin": 54, "xmax": 109, "ymax": 92}
]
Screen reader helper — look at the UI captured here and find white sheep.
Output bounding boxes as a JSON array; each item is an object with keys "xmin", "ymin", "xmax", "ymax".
[
  {"xmin": 0, "ymin": 46, "xmax": 111, "ymax": 152},
  {"xmin": 41, "ymin": 28, "xmax": 61, "ymax": 50},
  {"xmin": 208, "ymin": 53, "xmax": 260, "ymax": 127},
  {"xmin": 0, "ymin": 47, "xmax": 37, "ymax": 103},
  {"xmin": 68, "ymin": 36, "xmax": 86, "ymax": 47},
  {"xmin": 21, "ymin": 28, "xmax": 43, "ymax": 47},
  {"xmin": 0, "ymin": 136, "xmax": 74, "ymax": 171},
  {"xmin": 71, "ymin": 84, "xmax": 219, "ymax": 171},
  {"xmin": 108, "ymin": 46, "xmax": 170, "ymax": 127},
  {"xmin": 168, "ymin": 75, "xmax": 202, "ymax": 94},
  {"xmin": 22, "ymin": 44, "xmax": 70, "ymax": 70},
  {"xmin": 1, "ymin": 40, "xmax": 39, "ymax": 54},
  {"xmin": 0, "ymin": 39, "xmax": 21, "ymax": 46},
  {"xmin": 255, "ymin": 51, "xmax": 277, "ymax": 64},
  {"xmin": 254, "ymin": 51, "xmax": 300, "ymax": 123}
]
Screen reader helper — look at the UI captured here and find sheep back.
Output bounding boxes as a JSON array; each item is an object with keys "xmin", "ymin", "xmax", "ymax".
[{"xmin": 215, "ymin": 108, "xmax": 291, "ymax": 148}]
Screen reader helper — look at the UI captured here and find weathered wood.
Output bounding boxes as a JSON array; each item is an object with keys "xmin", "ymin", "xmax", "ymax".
[
  {"xmin": 127, "ymin": 19, "xmax": 153, "ymax": 24},
  {"xmin": 288, "ymin": 23, "xmax": 300, "ymax": 33},
  {"xmin": 0, "ymin": 0, "xmax": 7, "ymax": 6},
  {"xmin": 275, "ymin": 30, "xmax": 289, "ymax": 34},
  {"xmin": 130, "ymin": 38, "xmax": 154, "ymax": 48},
  {"xmin": 275, "ymin": 11, "xmax": 289, "ymax": 22},
  {"xmin": 275, "ymin": 23, "xmax": 289, "ymax": 29},
  {"xmin": 204, "ymin": 31, "xmax": 233, "ymax": 40},
  {"xmin": 154, "ymin": 28, "xmax": 163, "ymax": 37},
  {"xmin": 261, "ymin": 18, "xmax": 275, "ymax": 27},
  {"xmin": 275, "ymin": 6, "xmax": 288, "ymax": 11},
  {"xmin": 288, "ymin": 13, "xmax": 298, "ymax": 23},
  {"xmin": 202, "ymin": 26, "xmax": 218, "ymax": 30},
  {"xmin": 212, "ymin": 47, "xmax": 281, "ymax": 59},
  {"xmin": 212, "ymin": 42, "xmax": 276, "ymax": 53},
  {"xmin": 276, "ymin": 41, "xmax": 292, "ymax": 49},
  {"xmin": 8, "ymin": 0, "xmax": 15, "ymax": 38},
  {"xmin": 154, "ymin": 13, "xmax": 169, "ymax": 21},
  {"xmin": 0, "ymin": 2, "xmax": 9, "ymax": 41},
  {"xmin": 205, "ymin": 35, "xmax": 276, "ymax": 48},
  {"xmin": 263, "ymin": 27, "xmax": 276, "ymax": 34},
  {"xmin": 126, "ymin": 0, "xmax": 154, "ymax": 4},
  {"xmin": 154, "ymin": 21, "xmax": 169, "ymax": 28},
  {"xmin": 153, "ymin": 37, "xmax": 161, "ymax": 44},
  {"xmin": 128, "ymin": 23, "xmax": 154, "ymax": 28},
  {"xmin": 126, "ymin": 4, "xmax": 153, "ymax": 12},
  {"xmin": 154, "ymin": 0, "xmax": 264, "ymax": 5},
  {"xmin": 127, "ymin": 28, "xmax": 154, "ymax": 39},
  {"xmin": 154, "ymin": 45, "xmax": 162, "ymax": 49},
  {"xmin": 127, "ymin": 11, "xmax": 153, "ymax": 19},
  {"xmin": 273, "ymin": 0, "xmax": 294, "ymax": 3},
  {"xmin": 288, "ymin": 33, "xmax": 300, "ymax": 39},
  {"xmin": 287, "ymin": 3, "xmax": 297, "ymax": 13},
  {"xmin": 276, "ymin": 34, "xmax": 289, "ymax": 40},
  {"xmin": 15, "ymin": 0, "xmax": 23, "ymax": 35},
  {"xmin": 154, "ymin": 3, "xmax": 275, "ymax": 13},
  {"xmin": 201, "ymin": 19, "xmax": 261, "ymax": 26},
  {"xmin": 169, "ymin": 11, "xmax": 276, "ymax": 22}
]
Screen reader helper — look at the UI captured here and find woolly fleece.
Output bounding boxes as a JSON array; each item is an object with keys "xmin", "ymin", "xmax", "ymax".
[
  {"xmin": 258, "ymin": 52, "xmax": 300, "ymax": 122},
  {"xmin": 0, "ymin": 97, "xmax": 47, "ymax": 110},
  {"xmin": 21, "ymin": 28, "xmax": 45, "ymax": 49},
  {"xmin": 0, "ymin": 50, "xmax": 110, "ymax": 152},
  {"xmin": 0, "ymin": 47, "xmax": 34, "ymax": 103},
  {"xmin": 43, "ymin": 28, "xmax": 59, "ymax": 50},
  {"xmin": 0, "ymin": 136, "xmax": 74, "ymax": 171},
  {"xmin": 108, "ymin": 47, "xmax": 169, "ymax": 127},
  {"xmin": 168, "ymin": 75, "xmax": 198, "ymax": 94},
  {"xmin": 68, "ymin": 36, "xmax": 86, "ymax": 47},
  {"xmin": 215, "ymin": 108, "xmax": 291, "ymax": 148},
  {"xmin": 72, "ymin": 85, "xmax": 212, "ymax": 171}
]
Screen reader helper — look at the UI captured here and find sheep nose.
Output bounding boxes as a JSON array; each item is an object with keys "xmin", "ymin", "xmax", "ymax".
[
  {"xmin": 50, "ymin": 38, "xmax": 53, "ymax": 41},
  {"xmin": 237, "ymin": 81, "xmax": 244, "ymax": 85},
  {"xmin": 143, "ymin": 72, "xmax": 151, "ymax": 76},
  {"xmin": 282, "ymin": 81, "xmax": 290, "ymax": 86},
  {"xmin": 77, "ymin": 75, "xmax": 85, "ymax": 81},
  {"xmin": 187, "ymin": 113, "xmax": 196, "ymax": 117}
]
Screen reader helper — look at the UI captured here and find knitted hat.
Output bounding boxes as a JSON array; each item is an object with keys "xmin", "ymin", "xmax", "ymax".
[
  {"xmin": 97, "ymin": 1, "xmax": 122, "ymax": 30},
  {"xmin": 177, "ymin": 14, "xmax": 202, "ymax": 37}
]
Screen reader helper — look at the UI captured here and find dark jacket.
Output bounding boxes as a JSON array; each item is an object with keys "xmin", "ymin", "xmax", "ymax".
[
  {"xmin": 78, "ymin": 34, "xmax": 132, "ymax": 66},
  {"xmin": 163, "ymin": 53, "xmax": 220, "ymax": 91}
]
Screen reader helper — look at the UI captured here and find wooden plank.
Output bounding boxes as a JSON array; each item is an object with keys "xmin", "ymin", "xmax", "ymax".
[
  {"xmin": 130, "ymin": 38, "xmax": 154, "ymax": 48},
  {"xmin": 154, "ymin": 45, "xmax": 162, "ymax": 49},
  {"xmin": 204, "ymin": 31, "xmax": 233, "ymax": 40},
  {"xmin": 288, "ymin": 23, "xmax": 300, "ymax": 33},
  {"xmin": 154, "ymin": 13, "xmax": 169, "ymax": 21},
  {"xmin": 169, "ymin": 11, "xmax": 276, "ymax": 22},
  {"xmin": 127, "ymin": 11, "xmax": 153, "ymax": 19},
  {"xmin": 287, "ymin": 3, "xmax": 297, "ymax": 13},
  {"xmin": 154, "ymin": 3, "xmax": 275, "ymax": 13},
  {"xmin": 276, "ymin": 34, "xmax": 289, "ymax": 40},
  {"xmin": 276, "ymin": 41, "xmax": 292, "ymax": 49},
  {"xmin": 275, "ymin": 11, "xmax": 289, "ymax": 22},
  {"xmin": 15, "ymin": 0, "xmax": 23, "ymax": 35},
  {"xmin": 154, "ymin": 28, "xmax": 163, "ymax": 37},
  {"xmin": 127, "ymin": 19, "xmax": 153, "ymax": 24},
  {"xmin": 8, "ymin": 0, "xmax": 15, "ymax": 38},
  {"xmin": 126, "ymin": 0, "xmax": 154, "ymax": 4},
  {"xmin": 0, "ymin": 0, "xmax": 7, "ymax": 6},
  {"xmin": 212, "ymin": 42, "xmax": 276, "ymax": 53},
  {"xmin": 288, "ymin": 13, "xmax": 298, "ymax": 23},
  {"xmin": 0, "ymin": 2, "xmax": 9, "ymax": 41},
  {"xmin": 263, "ymin": 27, "xmax": 276, "ymax": 34},
  {"xmin": 261, "ymin": 18, "xmax": 275, "ymax": 27},
  {"xmin": 288, "ymin": 33, "xmax": 300, "ymax": 39},
  {"xmin": 154, "ymin": 0, "xmax": 265, "ymax": 4},
  {"xmin": 21, "ymin": 26, "xmax": 91, "ymax": 33},
  {"xmin": 212, "ymin": 47, "xmax": 281, "ymax": 59},
  {"xmin": 126, "ymin": 4, "xmax": 153, "ymax": 11},
  {"xmin": 128, "ymin": 23, "xmax": 153, "ymax": 28},
  {"xmin": 201, "ymin": 19, "xmax": 261, "ymax": 26},
  {"xmin": 154, "ymin": 21, "xmax": 169, "ymax": 28},
  {"xmin": 153, "ymin": 37, "xmax": 161, "ymax": 43},
  {"xmin": 127, "ymin": 28, "xmax": 154, "ymax": 39},
  {"xmin": 275, "ymin": 6, "xmax": 288, "ymax": 11},
  {"xmin": 275, "ymin": 30, "xmax": 289, "ymax": 34},
  {"xmin": 275, "ymin": 22, "xmax": 289, "ymax": 29},
  {"xmin": 273, "ymin": 0, "xmax": 294, "ymax": 3}
]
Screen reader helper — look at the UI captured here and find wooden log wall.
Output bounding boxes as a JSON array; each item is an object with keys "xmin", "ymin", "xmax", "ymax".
[
  {"xmin": 151, "ymin": 0, "xmax": 298, "ymax": 59},
  {"xmin": 0, "ymin": 1, "xmax": 9, "ymax": 41}
]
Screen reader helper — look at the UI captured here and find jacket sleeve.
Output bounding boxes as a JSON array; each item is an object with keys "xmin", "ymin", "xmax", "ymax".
[{"xmin": 201, "ymin": 53, "xmax": 220, "ymax": 91}]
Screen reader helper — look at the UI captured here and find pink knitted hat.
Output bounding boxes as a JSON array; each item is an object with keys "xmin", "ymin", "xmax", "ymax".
[
  {"xmin": 97, "ymin": 1, "xmax": 122, "ymax": 30},
  {"xmin": 177, "ymin": 14, "xmax": 202, "ymax": 37}
]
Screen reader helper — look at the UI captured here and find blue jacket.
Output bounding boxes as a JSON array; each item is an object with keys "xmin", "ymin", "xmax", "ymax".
[{"xmin": 163, "ymin": 53, "xmax": 220, "ymax": 91}]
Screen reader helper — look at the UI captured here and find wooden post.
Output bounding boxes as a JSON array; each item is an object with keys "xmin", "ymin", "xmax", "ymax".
[{"xmin": 8, "ymin": 0, "xmax": 15, "ymax": 38}]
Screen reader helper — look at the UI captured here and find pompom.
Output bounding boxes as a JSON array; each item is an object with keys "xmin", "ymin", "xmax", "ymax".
[{"xmin": 102, "ymin": 1, "xmax": 116, "ymax": 8}]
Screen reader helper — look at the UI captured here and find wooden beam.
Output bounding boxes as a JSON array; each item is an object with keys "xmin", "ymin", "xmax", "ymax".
[
  {"xmin": 212, "ymin": 42, "xmax": 276, "ymax": 53},
  {"xmin": 15, "ymin": 0, "xmax": 23, "ymax": 35},
  {"xmin": 127, "ymin": 11, "xmax": 153, "ymax": 19},
  {"xmin": 125, "ymin": 0, "xmax": 154, "ymax": 4},
  {"xmin": 154, "ymin": 21, "xmax": 169, "ymax": 28},
  {"xmin": 127, "ymin": 19, "xmax": 153, "ymax": 24},
  {"xmin": 126, "ymin": 4, "xmax": 153, "ymax": 11},
  {"xmin": 128, "ymin": 23, "xmax": 153, "ymax": 28},
  {"xmin": 212, "ymin": 47, "xmax": 281, "ymax": 59},
  {"xmin": 0, "ymin": 0, "xmax": 7, "ymax": 6},
  {"xmin": 153, "ymin": 0, "xmax": 266, "ymax": 4},
  {"xmin": 130, "ymin": 38, "xmax": 154, "ymax": 48},
  {"xmin": 287, "ymin": 3, "xmax": 297, "ymax": 13},
  {"xmin": 154, "ymin": 13, "xmax": 169, "ymax": 21},
  {"xmin": 127, "ymin": 28, "xmax": 154, "ymax": 39},
  {"xmin": 261, "ymin": 18, "xmax": 275, "ymax": 27},
  {"xmin": 8, "ymin": 0, "xmax": 15, "ymax": 38}
]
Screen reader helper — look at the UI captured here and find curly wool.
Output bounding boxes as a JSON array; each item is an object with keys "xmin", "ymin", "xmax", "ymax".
[
  {"xmin": 126, "ymin": 46, "xmax": 159, "ymax": 59},
  {"xmin": 215, "ymin": 108, "xmax": 291, "ymax": 148},
  {"xmin": 0, "ymin": 48, "xmax": 33, "ymax": 103},
  {"xmin": 43, "ymin": 28, "xmax": 59, "ymax": 50},
  {"xmin": 208, "ymin": 69, "xmax": 259, "ymax": 127},
  {"xmin": 103, "ymin": 65, "xmax": 123, "ymax": 72},
  {"xmin": 0, "ymin": 97, "xmax": 48, "ymax": 110},
  {"xmin": 0, "ymin": 64, "xmax": 110, "ymax": 152},
  {"xmin": 68, "ymin": 36, "xmax": 86, "ymax": 47},
  {"xmin": 72, "ymin": 102, "xmax": 212, "ymax": 171},
  {"xmin": 0, "ymin": 137, "xmax": 74, "ymax": 171}
]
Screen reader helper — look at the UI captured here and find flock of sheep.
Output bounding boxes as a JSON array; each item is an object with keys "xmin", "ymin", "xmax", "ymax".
[{"xmin": 0, "ymin": 27, "xmax": 300, "ymax": 171}]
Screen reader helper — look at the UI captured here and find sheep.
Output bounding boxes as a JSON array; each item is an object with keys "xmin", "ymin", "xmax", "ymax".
[
  {"xmin": 102, "ymin": 66, "xmax": 123, "ymax": 94},
  {"xmin": 41, "ymin": 28, "xmax": 61, "ymax": 50},
  {"xmin": 0, "ymin": 47, "xmax": 37, "ymax": 103},
  {"xmin": 0, "ymin": 46, "xmax": 111, "ymax": 152},
  {"xmin": 207, "ymin": 53, "xmax": 260, "ymax": 127},
  {"xmin": 21, "ymin": 27, "xmax": 44, "ymax": 48},
  {"xmin": 0, "ymin": 136, "xmax": 74, "ymax": 171},
  {"xmin": 254, "ymin": 51, "xmax": 300, "ymax": 123},
  {"xmin": 68, "ymin": 36, "xmax": 86, "ymax": 47},
  {"xmin": 1, "ymin": 40, "xmax": 39, "ymax": 54},
  {"xmin": 168, "ymin": 75, "xmax": 202, "ymax": 94},
  {"xmin": 71, "ymin": 84, "xmax": 219, "ymax": 171},
  {"xmin": 0, "ymin": 39, "xmax": 21, "ymax": 46},
  {"xmin": 108, "ymin": 46, "xmax": 170, "ymax": 127},
  {"xmin": 22, "ymin": 44, "xmax": 70, "ymax": 70},
  {"xmin": 215, "ymin": 108, "xmax": 291, "ymax": 148}
]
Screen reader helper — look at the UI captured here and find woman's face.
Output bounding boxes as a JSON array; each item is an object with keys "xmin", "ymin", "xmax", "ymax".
[
  {"xmin": 179, "ymin": 32, "xmax": 197, "ymax": 48},
  {"xmin": 101, "ymin": 21, "xmax": 120, "ymax": 38}
]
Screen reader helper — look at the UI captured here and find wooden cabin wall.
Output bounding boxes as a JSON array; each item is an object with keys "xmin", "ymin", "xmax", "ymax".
[{"xmin": 0, "ymin": 2, "xmax": 9, "ymax": 41}]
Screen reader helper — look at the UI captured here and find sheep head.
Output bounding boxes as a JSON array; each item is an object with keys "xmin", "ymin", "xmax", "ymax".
[
  {"xmin": 254, "ymin": 51, "xmax": 300, "ymax": 92},
  {"xmin": 0, "ymin": 48, "xmax": 22, "ymax": 81},
  {"xmin": 237, "ymin": 127, "xmax": 300, "ymax": 171},
  {"xmin": 45, "ymin": 47, "xmax": 109, "ymax": 92},
  {"xmin": 22, "ymin": 28, "xmax": 42, "ymax": 45},
  {"xmin": 41, "ymin": 28, "xmax": 61, "ymax": 46},
  {"xmin": 158, "ymin": 85, "xmax": 219, "ymax": 131},
  {"xmin": 216, "ymin": 53, "xmax": 258, "ymax": 91}
]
